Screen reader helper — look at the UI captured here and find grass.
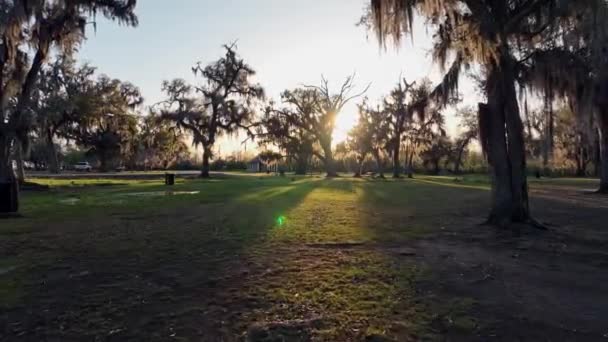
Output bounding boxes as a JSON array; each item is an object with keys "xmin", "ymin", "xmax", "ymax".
[{"xmin": 0, "ymin": 173, "xmax": 602, "ymax": 340}]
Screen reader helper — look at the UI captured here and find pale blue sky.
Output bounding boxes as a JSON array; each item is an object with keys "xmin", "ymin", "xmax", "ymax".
[{"xmin": 78, "ymin": 0, "xmax": 479, "ymax": 154}]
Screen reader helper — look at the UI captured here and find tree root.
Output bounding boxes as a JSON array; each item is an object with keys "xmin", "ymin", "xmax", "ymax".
[{"xmin": 527, "ymin": 218, "xmax": 550, "ymax": 230}]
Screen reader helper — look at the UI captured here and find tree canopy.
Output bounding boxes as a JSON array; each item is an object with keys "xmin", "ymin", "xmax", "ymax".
[{"xmin": 157, "ymin": 44, "xmax": 265, "ymax": 178}]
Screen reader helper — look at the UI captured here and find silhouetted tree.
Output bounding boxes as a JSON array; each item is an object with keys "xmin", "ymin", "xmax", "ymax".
[
  {"xmin": 64, "ymin": 76, "xmax": 142, "ymax": 171},
  {"xmin": 383, "ymin": 78, "xmax": 427, "ymax": 178},
  {"xmin": 453, "ymin": 107, "xmax": 479, "ymax": 174},
  {"xmin": 348, "ymin": 101, "xmax": 390, "ymax": 177},
  {"xmin": 0, "ymin": 0, "xmax": 138, "ymax": 213},
  {"xmin": 523, "ymin": 1, "xmax": 608, "ymax": 192},
  {"xmin": 368, "ymin": 0, "xmax": 596, "ymax": 226},
  {"xmin": 271, "ymin": 76, "xmax": 368, "ymax": 177},
  {"xmin": 554, "ymin": 107, "xmax": 596, "ymax": 177},
  {"xmin": 159, "ymin": 45, "xmax": 264, "ymax": 178},
  {"xmin": 135, "ymin": 114, "xmax": 189, "ymax": 170},
  {"xmin": 33, "ymin": 57, "xmax": 97, "ymax": 173},
  {"xmin": 402, "ymin": 108, "xmax": 446, "ymax": 176},
  {"xmin": 257, "ymin": 103, "xmax": 314, "ymax": 175},
  {"xmin": 258, "ymin": 150, "xmax": 283, "ymax": 173},
  {"xmin": 421, "ymin": 136, "xmax": 452, "ymax": 174}
]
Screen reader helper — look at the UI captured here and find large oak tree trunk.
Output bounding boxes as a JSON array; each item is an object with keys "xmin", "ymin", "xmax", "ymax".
[
  {"xmin": 201, "ymin": 146, "xmax": 211, "ymax": 178},
  {"xmin": 46, "ymin": 133, "xmax": 60, "ymax": 174},
  {"xmin": 406, "ymin": 149, "xmax": 415, "ymax": 178},
  {"xmin": 598, "ymin": 111, "xmax": 608, "ymax": 193},
  {"xmin": 99, "ymin": 150, "xmax": 114, "ymax": 173},
  {"xmin": 15, "ymin": 143, "xmax": 25, "ymax": 182},
  {"xmin": 434, "ymin": 160, "xmax": 441, "ymax": 175},
  {"xmin": 483, "ymin": 57, "xmax": 532, "ymax": 226},
  {"xmin": 0, "ymin": 136, "xmax": 19, "ymax": 214},
  {"xmin": 454, "ymin": 147, "xmax": 464, "ymax": 174},
  {"xmin": 480, "ymin": 102, "xmax": 513, "ymax": 226},
  {"xmin": 321, "ymin": 141, "xmax": 338, "ymax": 177},
  {"xmin": 294, "ymin": 152, "xmax": 309, "ymax": 175},
  {"xmin": 502, "ymin": 62, "xmax": 530, "ymax": 222}
]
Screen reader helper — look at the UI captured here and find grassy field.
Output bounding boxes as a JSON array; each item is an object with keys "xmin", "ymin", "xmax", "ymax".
[{"xmin": 1, "ymin": 174, "xmax": 607, "ymax": 341}]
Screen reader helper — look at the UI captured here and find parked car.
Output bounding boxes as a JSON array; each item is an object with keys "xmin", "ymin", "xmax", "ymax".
[{"xmin": 74, "ymin": 162, "xmax": 93, "ymax": 172}]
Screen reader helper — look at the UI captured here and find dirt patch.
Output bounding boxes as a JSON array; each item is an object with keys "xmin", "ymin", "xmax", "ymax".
[{"xmin": 403, "ymin": 187, "xmax": 608, "ymax": 341}]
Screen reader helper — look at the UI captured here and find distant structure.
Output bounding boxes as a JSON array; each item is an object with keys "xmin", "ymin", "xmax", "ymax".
[{"xmin": 247, "ymin": 157, "xmax": 279, "ymax": 173}]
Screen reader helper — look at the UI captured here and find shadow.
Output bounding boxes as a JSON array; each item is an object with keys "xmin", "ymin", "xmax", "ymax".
[
  {"xmin": 353, "ymin": 176, "xmax": 608, "ymax": 341},
  {"xmin": 6, "ymin": 176, "xmax": 607, "ymax": 341},
  {"xmin": 0, "ymin": 176, "xmax": 319, "ymax": 341}
]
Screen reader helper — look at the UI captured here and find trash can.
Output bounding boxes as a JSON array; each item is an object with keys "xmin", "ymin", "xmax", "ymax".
[
  {"xmin": 0, "ymin": 181, "xmax": 19, "ymax": 213},
  {"xmin": 165, "ymin": 173, "xmax": 175, "ymax": 186}
]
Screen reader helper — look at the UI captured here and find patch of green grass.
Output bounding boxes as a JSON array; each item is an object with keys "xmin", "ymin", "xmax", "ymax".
[
  {"xmin": 245, "ymin": 248, "xmax": 427, "ymax": 340},
  {"xmin": 27, "ymin": 177, "xmax": 159, "ymax": 187}
]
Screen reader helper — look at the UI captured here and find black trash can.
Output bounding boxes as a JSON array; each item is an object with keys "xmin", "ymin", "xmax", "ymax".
[
  {"xmin": 165, "ymin": 173, "xmax": 175, "ymax": 186},
  {"xmin": 0, "ymin": 181, "xmax": 19, "ymax": 213}
]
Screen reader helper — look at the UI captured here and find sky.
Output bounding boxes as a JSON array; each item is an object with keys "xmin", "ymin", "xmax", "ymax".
[{"xmin": 77, "ymin": 0, "xmax": 480, "ymax": 156}]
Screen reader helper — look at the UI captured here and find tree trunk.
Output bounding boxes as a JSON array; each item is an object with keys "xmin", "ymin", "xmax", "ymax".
[
  {"xmin": 46, "ymin": 133, "xmax": 60, "ymax": 174},
  {"xmin": 406, "ymin": 149, "xmax": 415, "ymax": 178},
  {"xmin": 294, "ymin": 152, "xmax": 309, "ymax": 175},
  {"xmin": 480, "ymin": 102, "xmax": 513, "ymax": 227},
  {"xmin": 454, "ymin": 147, "xmax": 464, "ymax": 174},
  {"xmin": 542, "ymin": 140, "xmax": 550, "ymax": 172},
  {"xmin": 99, "ymin": 155, "xmax": 108, "ymax": 173},
  {"xmin": 354, "ymin": 156, "xmax": 365, "ymax": 178},
  {"xmin": 483, "ymin": 56, "xmax": 532, "ymax": 226},
  {"xmin": 0, "ymin": 136, "xmax": 19, "ymax": 214},
  {"xmin": 594, "ymin": 133, "xmax": 601, "ymax": 177},
  {"xmin": 575, "ymin": 156, "xmax": 585, "ymax": 177},
  {"xmin": 575, "ymin": 147, "xmax": 586, "ymax": 177},
  {"xmin": 373, "ymin": 150, "xmax": 384, "ymax": 178},
  {"xmin": 502, "ymin": 64, "xmax": 530, "ymax": 222},
  {"xmin": 201, "ymin": 146, "xmax": 211, "ymax": 178},
  {"xmin": 392, "ymin": 136, "xmax": 401, "ymax": 178},
  {"xmin": 15, "ymin": 143, "xmax": 25, "ymax": 182},
  {"xmin": 321, "ymin": 141, "xmax": 338, "ymax": 177},
  {"xmin": 598, "ymin": 111, "xmax": 608, "ymax": 193}
]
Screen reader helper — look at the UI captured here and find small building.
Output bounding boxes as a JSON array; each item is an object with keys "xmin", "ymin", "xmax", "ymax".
[{"xmin": 247, "ymin": 157, "xmax": 279, "ymax": 173}]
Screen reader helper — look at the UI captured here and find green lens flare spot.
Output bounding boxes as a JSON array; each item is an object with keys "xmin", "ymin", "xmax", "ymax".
[{"xmin": 276, "ymin": 215, "xmax": 286, "ymax": 226}]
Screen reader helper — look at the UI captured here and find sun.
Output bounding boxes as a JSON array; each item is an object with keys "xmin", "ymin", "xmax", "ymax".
[{"xmin": 332, "ymin": 109, "xmax": 358, "ymax": 145}]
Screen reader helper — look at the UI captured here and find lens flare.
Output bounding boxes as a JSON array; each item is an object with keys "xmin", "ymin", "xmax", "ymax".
[{"xmin": 276, "ymin": 215, "xmax": 286, "ymax": 226}]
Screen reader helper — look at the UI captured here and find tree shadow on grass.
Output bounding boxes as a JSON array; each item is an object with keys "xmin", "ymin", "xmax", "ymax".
[
  {"xmin": 0, "ymin": 177, "xmax": 320, "ymax": 341},
  {"xmin": 355, "ymin": 177, "xmax": 608, "ymax": 341}
]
